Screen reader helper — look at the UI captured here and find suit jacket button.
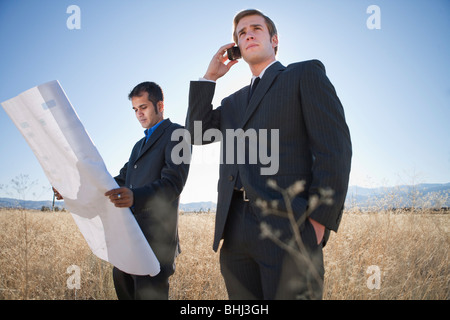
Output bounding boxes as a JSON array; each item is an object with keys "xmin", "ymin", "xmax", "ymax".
[
  {"xmin": 134, "ymin": 164, "xmax": 138, "ymax": 169},
  {"xmin": 228, "ymin": 175, "xmax": 234, "ymax": 181}
]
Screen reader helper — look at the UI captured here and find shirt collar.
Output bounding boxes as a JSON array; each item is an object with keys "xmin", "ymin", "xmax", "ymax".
[
  {"xmin": 144, "ymin": 119, "xmax": 165, "ymax": 141},
  {"xmin": 252, "ymin": 60, "xmax": 277, "ymax": 83}
]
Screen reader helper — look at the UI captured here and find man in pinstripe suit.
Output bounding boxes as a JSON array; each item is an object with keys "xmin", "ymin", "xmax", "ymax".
[{"xmin": 186, "ymin": 9, "xmax": 352, "ymax": 299}]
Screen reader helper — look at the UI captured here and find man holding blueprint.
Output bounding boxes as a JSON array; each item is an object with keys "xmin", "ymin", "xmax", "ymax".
[
  {"xmin": 105, "ymin": 81, "xmax": 190, "ymax": 299},
  {"xmin": 2, "ymin": 80, "xmax": 190, "ymax": 300}
]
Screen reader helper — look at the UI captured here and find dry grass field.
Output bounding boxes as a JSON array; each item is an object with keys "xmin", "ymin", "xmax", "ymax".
[{"xmin": 0, "ymin": 207, "xmax": 448, "ymax": 300}]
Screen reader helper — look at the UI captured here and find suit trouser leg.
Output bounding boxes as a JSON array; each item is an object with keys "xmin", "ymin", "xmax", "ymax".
[
  {"xmin": 219, "ymin": 193, "xmax": 324, "ymax": 300},
  {"xmin": 219, "ymin": 196, "xmax": 266, "ymax": 299},
  {"xmin": 113, "ymin": 265, "xmax": 173, "ymax": 300},
  {"xmin": 112, "ymin": 267, "xmax": 134, "ymax": 300}
]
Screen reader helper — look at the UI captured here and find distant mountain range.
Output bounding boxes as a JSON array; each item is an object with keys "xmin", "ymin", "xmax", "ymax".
[
  {"xmin": 179, "ymin": 201, "xmax": 216, "ymax": 212},
  {"xmin": 0, "ymin": 197, "xmax": 217, "ymax": 212},
  {"xmin": 0, "ymin": 197, "xmax": 65, "ymax": 211},
  {"xmin": 345, "ymin": 183, "xmax": 450, "ymax": 209},
  {"xmin": 1, "ymin": 183, "xmax": 448, "ymax": 212}
]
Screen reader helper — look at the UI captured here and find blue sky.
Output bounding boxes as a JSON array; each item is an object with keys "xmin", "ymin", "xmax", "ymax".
[{"xmin": 1, "ymin": 0, "xmax": 449, "ymax": 203}]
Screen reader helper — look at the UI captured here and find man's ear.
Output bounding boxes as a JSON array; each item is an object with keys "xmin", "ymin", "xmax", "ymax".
[
  {"xmin": 271, "ymin": 34, "xmax": 279, "ymax": 50},
  {"xmin": 157, "ymin": 101, "xmax": 164, "ymax": 113}
]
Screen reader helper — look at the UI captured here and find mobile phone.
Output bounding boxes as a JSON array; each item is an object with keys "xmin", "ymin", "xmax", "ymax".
[{"xmin": 227, "ymin": 46, "xmax": 241, "ymax": 60}]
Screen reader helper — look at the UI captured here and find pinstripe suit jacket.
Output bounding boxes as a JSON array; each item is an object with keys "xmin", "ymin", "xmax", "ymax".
[{"xmin": 186, "ymin": 60, "xmax": 352, "ymax": 251}]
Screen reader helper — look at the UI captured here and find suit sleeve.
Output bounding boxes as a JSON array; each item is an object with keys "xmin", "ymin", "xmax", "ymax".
[
  {"xmin": 114, "ymin": 163, "xmax": 127, "ymax": 187},
  {"xmin": 185, "ymin": 81, "xmax": 221, "ymax": 145},
  {"xmin": 296, "ymin": 60, "xmax": 352, "ymax": 231}
]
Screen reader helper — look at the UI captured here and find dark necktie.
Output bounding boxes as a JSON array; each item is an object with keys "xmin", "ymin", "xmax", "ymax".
[
  {"xmin": 248, "ymin": 77, "xmax": 260, "ymax": 103},
  {"xmin": 235, "ymin": 77, "xmax": 261, "ymax": 191}
]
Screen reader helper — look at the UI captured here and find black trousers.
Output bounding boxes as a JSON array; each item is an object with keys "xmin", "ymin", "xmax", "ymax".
[
  {"xmin": 219, "ymin": 191, "xmax": 324, "ymax": 300},
  {"xmin": 112, "ymin": 264, "xmax": 174, "ymax": 300}
]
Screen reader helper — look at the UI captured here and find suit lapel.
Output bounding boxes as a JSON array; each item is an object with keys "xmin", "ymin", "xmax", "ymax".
[
  {"xmin": 136, "ymin": 119, "xmax": 172, "ymax": 162},
  {"xmin": 237, "ymin": 86, "xmax": 251, "ymax": 118},
  {"xmin": 240, "ymin": 61, "xmax": 285, "ymax": 128}
]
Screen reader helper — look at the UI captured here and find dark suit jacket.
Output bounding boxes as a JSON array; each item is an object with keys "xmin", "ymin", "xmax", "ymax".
[
  {"xmin": 186, "ymin": 60, "xmax": 352, "ymax": 251},
  {"xmin": 115, "ymin": 119, "xmax": 190, "ymax": 267}
]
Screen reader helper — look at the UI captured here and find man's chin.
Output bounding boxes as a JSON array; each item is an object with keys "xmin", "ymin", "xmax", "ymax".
[{"xmin": 243, "ymin": 53, "xmax": 267, "ymax": 65}]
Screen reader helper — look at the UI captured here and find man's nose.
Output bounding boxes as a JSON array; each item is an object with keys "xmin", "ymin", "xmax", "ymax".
[
  {"xmin": 246, "ymin": 30, "xmax": 256, "ymax": 41},
  {"xmin": 246, "ymin": 33, "xmax": 255, "ymax": 41}
]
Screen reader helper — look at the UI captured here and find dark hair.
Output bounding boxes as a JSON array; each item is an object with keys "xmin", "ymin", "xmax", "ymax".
[
  {"xmin": 128, "ymin": 81, "xmax": 164, "ymax": 112},
  {"xmin": 233, "ymin": 9, "xmax": 278, "ymax": 54}
]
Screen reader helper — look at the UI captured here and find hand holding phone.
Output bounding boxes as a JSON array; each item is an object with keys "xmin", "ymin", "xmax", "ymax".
[{"xmin": 204, "ymin": 43, "xmax": 239, "ymax": 81}]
